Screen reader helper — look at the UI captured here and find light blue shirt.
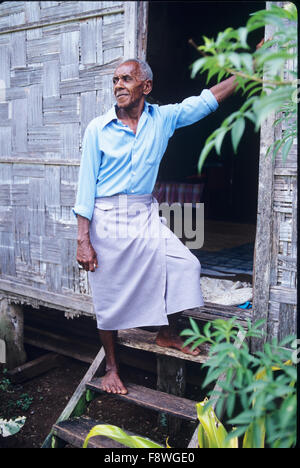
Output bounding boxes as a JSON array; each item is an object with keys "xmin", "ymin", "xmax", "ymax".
[{"xmin": 73, "ymin": 89, "xmax": 218, "ymax": 220}]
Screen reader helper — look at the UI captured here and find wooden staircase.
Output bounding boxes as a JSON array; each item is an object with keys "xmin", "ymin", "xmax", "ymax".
[{"xmin": 42, "ymin": 306, "xmax": 249, "ymax": 448}]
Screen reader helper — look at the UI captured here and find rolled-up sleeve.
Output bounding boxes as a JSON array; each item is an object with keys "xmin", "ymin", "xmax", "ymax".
[
  {"xmin": 162, "ymin": 89, "xmax": 219, "ymax": 136},
  {"xmin": 73, "ymin": 121, "xmax": 101, "ymax": 221}
]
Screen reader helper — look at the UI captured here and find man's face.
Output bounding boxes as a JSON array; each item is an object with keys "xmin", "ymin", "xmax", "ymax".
[{"xmin": 113, "ymin": 61, "xmax": 152, "ymax": 109}]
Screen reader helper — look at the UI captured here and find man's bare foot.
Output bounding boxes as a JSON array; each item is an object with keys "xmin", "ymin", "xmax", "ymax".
[
  {"xmin": 155, "ymin": 332, "xmax": 200, "ymax": 356},
  {"xmin": 100, "ymin": 369, "xmax": 128, "ymax": 394}
]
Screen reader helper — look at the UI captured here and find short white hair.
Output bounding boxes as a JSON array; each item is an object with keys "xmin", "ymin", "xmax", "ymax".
[{"xmin": 120, "ymin": 58, "xmax": 153, "ymax": 81}]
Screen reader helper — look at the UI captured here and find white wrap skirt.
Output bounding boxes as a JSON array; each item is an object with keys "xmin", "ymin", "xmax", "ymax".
[{"xmin": 88, "ymin": 194, "xmax": 204, "ymax": 330}]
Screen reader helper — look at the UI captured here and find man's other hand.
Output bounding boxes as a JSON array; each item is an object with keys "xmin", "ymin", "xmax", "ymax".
[{"xmin": 77, "ymin": 239, "xmax": 98, "ymax": 272}]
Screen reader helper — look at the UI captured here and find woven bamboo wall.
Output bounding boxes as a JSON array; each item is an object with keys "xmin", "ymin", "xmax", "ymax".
[
  {"xmin": 0, "ymin": 1, "xmax": 142, "ymax": 316},
  {"xmin": 252, "ymin": 2, "xmax": 297, "ymax": 347}
]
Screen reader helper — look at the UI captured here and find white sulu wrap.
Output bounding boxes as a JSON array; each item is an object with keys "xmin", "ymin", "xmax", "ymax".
[{"xmin": 88, "ymin": 194, "xmax": 204, "ymax": 330}]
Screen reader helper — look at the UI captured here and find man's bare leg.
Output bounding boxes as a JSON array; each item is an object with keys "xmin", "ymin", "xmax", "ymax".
[
  {"xmin": 155, "ymin": 312, "xmax": 200, "ymax": 356},
  {"xmin": 98, "ymin": 329, "xmax": 128, "ymax": 394}
]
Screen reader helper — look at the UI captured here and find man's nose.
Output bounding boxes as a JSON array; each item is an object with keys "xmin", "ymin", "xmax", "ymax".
[{"xmin": 114, "ymin": 78, "xmax": 125, "ymax": 89}]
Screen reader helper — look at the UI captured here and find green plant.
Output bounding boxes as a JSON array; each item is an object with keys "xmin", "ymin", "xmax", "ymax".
[
  {"xmin": 81, "ymin": 318, "xmax": 295, "ymax": 449},
  {"xmin": 180, "ymin": 317, "xmax": 297, "ymax": 448},
  {"xmin": 83, "ymin": 424, "xmax": 165, "ymax": 448},
  {"xmin": 16, "ymin": 393, "xmax": 34, "ymax": 412},
  {"xmin": 0, "ymin": 416, "xmax": 26, "ymax": 437},
  {"xmin": 190, "ymin": 3, "xmax": 297, "ymax": 172},
  {"xmin": 0, "ymin": 376, "xmax": 11, "ymax": 393}
]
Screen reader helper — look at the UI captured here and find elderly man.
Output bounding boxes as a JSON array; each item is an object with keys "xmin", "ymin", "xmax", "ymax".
[{"xmin": 73, "ymin": 58, "xmax": 238, "ymax": 395}]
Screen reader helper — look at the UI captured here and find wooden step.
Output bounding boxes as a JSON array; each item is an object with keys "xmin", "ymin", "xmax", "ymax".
[
  {"xmin": 52, "ymin": 415, "xmax": 155, "ymax": 448},
  {"xmin": 53, "ymin": 416, "xmax": 125, "ymax": 448},
  {"xmin": 117, "ymin": 328, "xmax": 210, "ymax": 363},
  {"xmin": 182, "ymin": 302, "xmax": 252, "ymax": 328},
  {"xmin": 86, "ymin": 379, "xmax": 198, "ymax": 421}
]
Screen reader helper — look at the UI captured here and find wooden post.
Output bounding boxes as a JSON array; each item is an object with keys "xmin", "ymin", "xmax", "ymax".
[
  {"xmin": 156, "ymin": 355, "xmax": 186, "ymax": 437},
  {"xmin": 0, "ymin": 297, "xmax": 27, "ymax": 370}
]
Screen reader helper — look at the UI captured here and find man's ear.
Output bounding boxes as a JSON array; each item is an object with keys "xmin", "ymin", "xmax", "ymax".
[{"xmin": 143, "ymin": 79, "xmax": 153, "ymax": 96}]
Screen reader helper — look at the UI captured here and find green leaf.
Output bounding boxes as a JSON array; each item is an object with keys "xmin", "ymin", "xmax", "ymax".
[
  {"xmin": 198, "ymin": 140, "xmax": 215, "ymax": 173},
  {"xmin": 226, "ymin": 393, "xmax": 236, "ymax": 418},
  {"xmin": 189, "ymin": 317, "xmax": 200, "ymax": 335},
  {"xmin": 240, "ymin": 53, "xmax": 253, "ymax": 73},
  {"xmin": 238, "ymin": 27, "xmax": 248, "ymax": 48},
  {"xmin": 215, "ymin": 128, "xmax": 228, "ymax": 155},
  {"xmin": 83, "ymin": 424, "xmax": 163, "ymax": 448},
  {"xmin": 231, "ymin": 118, "xmax": 245, "ymax": 153},
  {"xmin": 228, "ymin": 52, "xmax": 241, "ymax": 69},
  {"xmin": 190, "ymin": 58, "xmax": 207, "ymax": 78},
  {"xmin": 281, "ymin": 137, "xmax": 293, "ymax": 162},
  {"xmin": 0, "ymin": 417, "xmax": 26, "ymax": 437}
]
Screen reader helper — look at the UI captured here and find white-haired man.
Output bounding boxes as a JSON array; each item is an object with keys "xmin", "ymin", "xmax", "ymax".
[{"xmin": 74, "ymin": 58, "xmax": 239, "ymax": 395}]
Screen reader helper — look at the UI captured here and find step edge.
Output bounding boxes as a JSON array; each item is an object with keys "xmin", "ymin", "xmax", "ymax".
[{"xmin": 86, "ymin": 380, "xmax": 198, "ymax": 420}]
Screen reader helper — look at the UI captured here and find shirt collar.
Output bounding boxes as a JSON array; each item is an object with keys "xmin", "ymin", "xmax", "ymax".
[{"xmin": 100, "ymin": 101, "xmax": 153, "ymax": 130}]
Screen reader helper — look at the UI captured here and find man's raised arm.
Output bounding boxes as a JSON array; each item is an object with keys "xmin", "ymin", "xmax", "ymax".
[{"xmin": 209, "ymin": 75, "xmax": 238, "ymax": 104}]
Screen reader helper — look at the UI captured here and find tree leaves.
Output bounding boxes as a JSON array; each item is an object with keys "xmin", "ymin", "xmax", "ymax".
[
  {"xmin": 231, "ymin": 117, "xmax": 245, "ymax": 153},
  {"xmin": 190, "ymin": 4, "xmax": 297, "ymax": 171},
  {"xmin": 180, "ymin": 317, "xmax": 297, "ymax": 448}
]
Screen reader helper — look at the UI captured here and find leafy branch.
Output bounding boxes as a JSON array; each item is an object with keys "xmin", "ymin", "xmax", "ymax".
[
  {"xmin": 190, "ymin": 3, "xmax": 297, "ymax": 172},
  {"xmin": 180, "ymin": 317, "xmax": 297, "ymax": 448}
]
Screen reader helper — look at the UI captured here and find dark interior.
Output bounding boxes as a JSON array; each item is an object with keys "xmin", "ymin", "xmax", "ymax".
[{"xmin": 146, "ymin": 1, "xmax": 264, "ymax": 224}]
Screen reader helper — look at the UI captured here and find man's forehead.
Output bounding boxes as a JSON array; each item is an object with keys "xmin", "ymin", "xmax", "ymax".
[{"xmin": 114, "ymin": 61, "xmax": 140, "ymax": 77}]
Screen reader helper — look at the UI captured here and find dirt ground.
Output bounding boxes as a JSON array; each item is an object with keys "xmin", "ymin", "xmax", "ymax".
[{"xmin": 0, "ymin": 345, "xmax": 202, "ymax": 449}]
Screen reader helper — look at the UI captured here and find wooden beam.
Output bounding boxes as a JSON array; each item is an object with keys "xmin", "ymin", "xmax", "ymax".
[
  {"xmin": 0, "ymin": 6, "xmax": 124, "ymax": 35},
  {"xmin": 251, "ymin": 5, "xmax": 277, "ymax": 352},
  {"xmin": 118, "ymin": 328, "xmax": 210, "ymax": 364},
  {"xmin": 41, "ymin": 346, "xmax": 105, "ymax": 448},
  {"xmin": 157, "ymin": 355, "xmax": 187, "ymax": 436},
  {"xmin": 6, "ymin": 352, "xmax": 62, "ymax": 384}
]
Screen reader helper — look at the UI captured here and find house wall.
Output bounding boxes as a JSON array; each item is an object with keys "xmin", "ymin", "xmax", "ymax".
[
  {"xmin": 252, "ymin": 1, "xmax": 297, "ymax": 349},
  {"xmin": 0, "ymin": 1, "xmax": 144, "ymax": 316}
]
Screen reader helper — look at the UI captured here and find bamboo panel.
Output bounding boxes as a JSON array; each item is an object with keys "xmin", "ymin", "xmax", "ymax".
[
  {"xmin": 0, "ymin": 2, "xmax": 140, "ymax": 314},
  {"xmin": 253, "ymin": 2, "xmax": 297, "ymax": 349}
]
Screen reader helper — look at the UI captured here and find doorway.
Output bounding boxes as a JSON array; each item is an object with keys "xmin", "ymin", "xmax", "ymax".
[{"xmin": 146, "ymin": 1, "xmax": 264, "ymax": 281}]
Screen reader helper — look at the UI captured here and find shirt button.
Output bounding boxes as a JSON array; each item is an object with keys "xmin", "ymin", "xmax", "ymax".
[
  {"xmin": 131, "ymin": 189, "xmax": 134, "ymax": 193},
  {"xmin": 132, "ymin": 171, "xmax": 136, "ymax": 175}
]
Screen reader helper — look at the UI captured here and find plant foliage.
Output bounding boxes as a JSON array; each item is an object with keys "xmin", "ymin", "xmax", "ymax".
[
  {"xmin": 181, "ymin": 317, "xmax": 297, "ymax": 448},
  {"xmin": 190, "ymin": 3, "xmax": 297, "ymax": 172}
]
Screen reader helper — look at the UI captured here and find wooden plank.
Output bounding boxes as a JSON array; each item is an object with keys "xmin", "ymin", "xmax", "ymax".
[
  {"xmin": 157, "ymin": 355, "xmax": 186, "ymax": 436},
  {"xmin": 0, "ymin": 278, "xmax": 94, "ymax": 315},
  {"xmin": 182, "ymin": 303, "xmax": 251, "ymax": 327},
  {"xmin": 269, "ymin": 285, "xmax": 297, "ymax": 305},
  {"xmin": 87, "ymin": 379, "xmax": 198, "ymax": 421},
  {"xmin": 24, "ymin": 325, "xmax": 98, "ymax": 364},
  {"xmin": 123, "ymin": 1, "xmax": 137, "ymax": 58},
  {"xmin": 0, "ymin": 5, "xmax": 125, "ymax": 35},
  {"xmin": 117, "ymin": 328, "xmax": 210, "ymax": 364},
  {"xmin": 251, "ymin": 7, "xmax": 277, "ymax": 352},
  {"xmin": 11, "ymin": 30, "xmax": 26, "ymax": 68},
  {"xmin": 6, "ymin": 352, "xmax": 62, "ymax": 383},
  {"xmin": 53, "ymin": 415, "xmax": 149, "ymax": 448},
  {"xmin": 43, "ymin": 60, "xmax": 59, "ymax": 98},
  {"xmin": 60, "ymin": 30, "xmax": 79, "ymax": 81},
  {"xmin": 0, "ymin": 158, "xmax": 80, "ymax": 166},
  {"xmin": 41, "ymin": 346, "xmax": 105, "ymax": 448},
  {"xmin": 136, "ymin": 1, "xmax": 148, "ymax": 61}
]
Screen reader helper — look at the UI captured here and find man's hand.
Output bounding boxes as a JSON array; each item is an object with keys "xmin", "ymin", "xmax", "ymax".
[
  {"xmin": 77, "ymin": 238, "xmax": 98, "ymax": 272},
  {"xmin": 256, "ymin": 38, "xmax": 265, "ymax": 50},
  {"xmin": 76, "ymin": 214, "xmax": 98, "ymax": 272}
]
